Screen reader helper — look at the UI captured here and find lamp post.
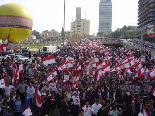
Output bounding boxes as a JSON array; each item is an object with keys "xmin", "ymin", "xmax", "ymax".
[{"xmin": 62, "ymin": 0, "xmax": 66, "ymax": 53}]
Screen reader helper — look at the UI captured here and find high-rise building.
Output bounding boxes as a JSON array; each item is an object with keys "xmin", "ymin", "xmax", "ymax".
[
  {"xmin": 76, "ymin": 7, "xmax": 81, "ymax": 20},
  {"xmin": 99, "ymin": 0, "xmax": 112, "ymax": 35},
  {"xmin": 138, "ymin": 0, "xmax": 155, "ymax": 28},
  {"xmin": 70, "ymin": 7, "xmax": 90, "ymax": 39}
]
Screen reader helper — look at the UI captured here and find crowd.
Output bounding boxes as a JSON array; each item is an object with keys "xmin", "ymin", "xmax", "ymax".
[{"xmin": 0, "ymin": 38, "xmax": 155, "ymax": 116}]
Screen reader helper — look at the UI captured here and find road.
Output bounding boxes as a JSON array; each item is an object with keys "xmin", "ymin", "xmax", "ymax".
[{"xmin": 122, "ymin": 40, "xmax": 155, "ymax": 59}]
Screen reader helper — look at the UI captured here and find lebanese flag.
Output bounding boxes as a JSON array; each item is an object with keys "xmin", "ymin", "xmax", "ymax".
[
  {"xmin": 23, "ymin": 106, "xmax": 32, "ymax": 116},
  {"xmin": 137, "ymin": 67, "xmax": 145, "ymax": 78},
  {"xmin": 150, "ymin": 67, "xmax": 155, "ymax": 79},
  {"xmin": 124, "ymin": 59, "xmax": 135, "ymax": 69},
  {"xmin": 102, "ymin": 62, "xmax": 110, "ymax": 73},
  {"xmin": 58, "ymin": 61, "xmax": 73, "ymax": 72},
  {"xmin": 142, "ymin": 106, "xmax": 149, "ymax": 116},
  {"xmin": 90, "ymin": 57, "xmax": 99, "ymax": 64},
  {"xmin": 135, "ymin": 62, "xmax": 142, "ymax": 72},
  {"xmin": 66, "ymin": 57, "xmax": 75, "ymax": 64},
  {"xmin": 97, "ymin": 61, "xmax": 105, "ymax": 71},
  {"xmin": 0, "ymin": 78, "xmax": 6, "ymax": 88},
  {"xmin": 0, "ymin": 33, "xmax": 10, "ymax": 51},
  {"xmin": 35, "ymin": 87, "xmax": 43, "ymax": 107},
  {"xmin": 151, "ymin": 88, "xmax": 155, "ymax": 96},
  {"xmin": 72, "ymin": 76, "xmax": 79, "ymax": 89},
  {"xmin": 76, "ymin": 65, "xmax": 81, "ymax": 72},
  {"xmin": 19, "ymin": 62, "xmax": 24, "ymax": 73},
  {"xmin": 96, "ymin": 70, "xmax": 102, "ymax": 81},
  {"xmin": 42, "ymin": 55, "xmax": 56, "ymax": 66},
  {"xmin": 46, "ymin": 69, "xmax": 58, "ymax": 81},
  {"xmin": 12, "ymin": 69, "xmax": 20, "ymax": 85},
  {"xmin": 147, "ymin": 25, "xmax": 155, "ymax": 37}
]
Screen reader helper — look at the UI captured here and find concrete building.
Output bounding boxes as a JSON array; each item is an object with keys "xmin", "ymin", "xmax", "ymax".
[
  {"xmin": 70, "ymin": 7, "xmax": 90, "ymax": 39},
  {"xmin": 99, "ymin": 0, "xmax": 112, "ymax": 35},
  {"xmin": 138, "ymin": 0, "xmax": 155, "ymax": 29},
  {"xmin": 138, "ymin": 0, "xmax": 155, "ymax": 41},
  {"xmin": 42, "ymin": 29, "xmax": 60, "ymax": 39},
  {"xmin": 64, "ymin": 31, "xmax": 71, "ymax": 39},
  {"xmin": 71, "ymin": 19, "xmax": 90, "ymax": 39},
  {"xmin": 76, "ymin": 7, "xmax": 81, "ymax": 20},
  {"xmin": 28, "ymin": 34, "xmax": 36, "ymax": 40}
]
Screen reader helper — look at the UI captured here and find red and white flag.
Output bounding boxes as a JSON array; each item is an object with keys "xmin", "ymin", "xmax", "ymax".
[
  {"xmin": 0, "ymin": 78, "xmax": 6, "ymax": 88},
  {"xmin": 19, "ymin": 62, "xmax": 24, "ymax": 73},
  {"xmin": 23, "ymin": 106, "xmax": 32, "ymax": 116},
  {"xmin": 150, "ymin": 67, "xmax": 155, "ymax": 79},
  {"xmin": 151, "ymin": 88, "xmax": 155, "ymax": 96},
  {"xmin": 96, "ymin": 70, "xmax": 102, "ymax": 81},
  {"xmin": 0, "ymin": 34, "xmax": 10, "ymax": 51},
  {"xmin": 46, "ymin": 69, "xmax": 58, "ymax": 81},
  {"xmin": 135, "ymin": 62, "xmax": 142, "ymax": 72},
  {"xmin": 72, "ymin": 76, "xmax": 79, "ymax": 89},
  {"xmin": 124, "ymin": 59, "xmax": 135, "ymax": 69},
  {"xmin": 58, "ymin": 61, "xmax": 73, "ymax": 72},
  {"xmin": 42, "ymin": 55, "xmax": 56, "ymax": 66},
  {"xmin": 76, "ymin": 65, "xmax": 81, "ymax": 72},
  {"xmin": 137, "ymin": 67, "xmax": 145, "ymax": 78},
  {"xmin": 12, "ymin": 69, "xmax": 20, "ymax": 85},
  {"xmin": 142, "ymin": 106, "xmax": 149, "ymax": 116},
  {"xmin": 35, "ymin": 87, "xmax": 43, "ymax": 107}
]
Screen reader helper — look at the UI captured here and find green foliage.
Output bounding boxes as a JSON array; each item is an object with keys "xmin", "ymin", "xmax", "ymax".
[
  {"xmin": 23, "ymin": 43, "xmax": 51, "ymax": 49},
  {"xmin": 105, "ymin": 25, "xmax": 138, "ymax": 39}
]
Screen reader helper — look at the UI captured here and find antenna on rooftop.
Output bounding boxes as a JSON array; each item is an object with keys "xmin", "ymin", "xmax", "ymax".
[{"xmin": 84, "ymin": 11, "xmax": 87, "ymax": 19}]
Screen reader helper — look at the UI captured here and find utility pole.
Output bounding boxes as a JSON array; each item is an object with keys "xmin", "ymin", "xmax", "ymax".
[
  {"xmin": 141, "ymin": 28, "xmax": 144, "ymax": 51},
  {"xmin": 62, "ymin": 0, "xmax": 66, "ymax": 53}
]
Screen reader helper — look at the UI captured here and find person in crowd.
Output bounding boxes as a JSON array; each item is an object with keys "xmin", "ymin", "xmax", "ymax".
[
  {"xmin": 108, "ymin": 105, "xmax": 122, "ymax": 116},
  {"xmin": 58, "ymin": 96, "xmax": 69, "ymax": 116},
  {"xmin": 82, "ymin": 101, "xmax": 93, "ymax": 116},
  {"xmin": 97, "ymin": 103, "xmax": 108, "ymax": 116},
  {"xmin": 14, "ymin": 95, "xmax": 22, "ymax": 116},
  {"xmin": 1, "ymin": 108, "xmax": 12, "ymax": 116},
  {"xmin": 48, "ymin": 92, "xmax": 57, "ymax": 116},
  {"xmin": 92, "ymin": 100, "xmax": 102, "ymax": 116},
  {"xmin": 72, "ymin": 91, "xmax": 80, "ymax": 116}
]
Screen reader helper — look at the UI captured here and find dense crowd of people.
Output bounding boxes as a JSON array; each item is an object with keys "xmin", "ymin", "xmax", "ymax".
[{"xmin": 0, "ymin": 38, "xmax": 155, "ymax": 116}]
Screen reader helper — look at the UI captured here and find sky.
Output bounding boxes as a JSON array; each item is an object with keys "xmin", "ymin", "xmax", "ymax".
[{"xmin": 0, "ymin": 0, "xmax": 138, "ymax": 35}]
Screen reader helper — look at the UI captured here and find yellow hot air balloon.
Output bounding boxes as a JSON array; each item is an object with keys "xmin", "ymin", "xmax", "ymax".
[{"xmin": 0, "ymin": 3, "xmax": 33, "ymax": 43}]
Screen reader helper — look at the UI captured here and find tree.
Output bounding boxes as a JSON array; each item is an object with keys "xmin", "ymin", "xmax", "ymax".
[{"xmin": 32, "ymin": 30, "xmax": 42, "ymax": 39}]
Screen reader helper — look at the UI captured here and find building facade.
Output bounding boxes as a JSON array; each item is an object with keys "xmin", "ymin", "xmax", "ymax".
[
  {"xmin": 70, "ymin": 7, "xmax": 90, "ymax": 39},
  {"xmin": 76, "ymin": 7, "xmax": 81, "ymax": 20},
  {"xmin": 71, "ymin": 19, "xmax": 90, "ymax": 38},
  {"xmin": 138, "ymin": 0, "xmax": 155, "ymax": 29},
  {"xmin": 99, "ymin": 0, "xmax": 112, "ymax": 35},
  {"xmin": 42, "ymin": 29, "xmax": 60, "ymax": 39},
  {"xmin": 138, "ymin": 0, "xmax": 155, "ymax": 41}
]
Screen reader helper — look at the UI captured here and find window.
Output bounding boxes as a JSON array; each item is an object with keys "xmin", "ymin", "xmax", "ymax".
[{"xmin": 77, "ymin": 25, "xmax": 81, "ymax": 27}]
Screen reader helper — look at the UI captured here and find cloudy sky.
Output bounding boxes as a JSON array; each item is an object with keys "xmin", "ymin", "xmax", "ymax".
[{"xmin": 0, "ymin": 0, "xmax": 138, "ymax": 35}]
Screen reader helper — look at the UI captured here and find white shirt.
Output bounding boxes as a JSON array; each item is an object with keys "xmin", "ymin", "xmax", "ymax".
[
  {"xmin": 4, "ymin": 85, "xmax": 14, "ymax": 95},
  {"xmin": 26, "ymin": 86, "xmax": 35, "ymax": 98},
  {"xmin": 82, "ymin": 105, "xmax": 94, "ymax": 116},
  {"xmin": 72, "ymin": 95, "xmax": 80, "ymax": 106},
  {"xmin": 92, "ymin": 103, "xmax": 102, "ymax": 115}
]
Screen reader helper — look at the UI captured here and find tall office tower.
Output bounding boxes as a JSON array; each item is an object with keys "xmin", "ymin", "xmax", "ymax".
[
  {"xmin": 76, "ymin": 7, "xmax": 81, "ymax": 20},
  {"xmin": 138, "ymin": 0, "xmax": 155, "ymax": 29},
  {"xmin": 99, "ymin": 0, "xmax": 112, "ymax": 35}
]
